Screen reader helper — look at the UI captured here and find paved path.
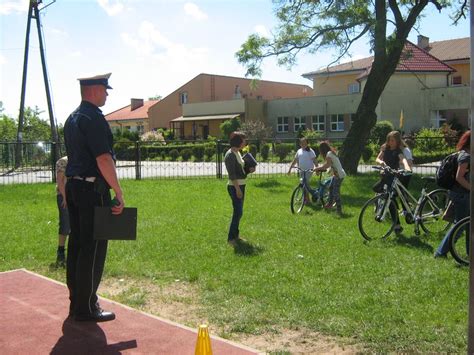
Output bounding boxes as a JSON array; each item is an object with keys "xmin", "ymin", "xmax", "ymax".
[{"xmin": 0, "ymin": 269, "xmax": 260, "ymax": 354}]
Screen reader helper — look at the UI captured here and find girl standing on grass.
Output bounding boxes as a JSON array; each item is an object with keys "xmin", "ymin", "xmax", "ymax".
[
  {"xmin": 315, "ymin": 141, "xmax": 346, "ymax": 215},
  {"xmin": 287, "ymin": 137, "xmax": 318, "ymax": 204},
  {"xmin": 224, "ymin": 131, "xmax": 255, "ymax": 246},
  {"xmin": 374, "ymin": 130, "xmax": 412, "ymax": 233}
]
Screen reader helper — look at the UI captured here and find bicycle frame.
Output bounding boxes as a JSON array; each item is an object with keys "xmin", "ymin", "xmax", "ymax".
[
  {"xmin": 377, "ymin": 168, "xmax": 436, "ymax": 235},
  {"xmin": 298, "ymin": 168, "xmax": 331, "ymax": 200}
]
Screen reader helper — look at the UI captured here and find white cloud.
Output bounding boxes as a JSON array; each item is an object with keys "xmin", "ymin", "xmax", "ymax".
[
  {"xmin": 254, "ymin": 25, "xmax": 269, "ymax": 37},
  {"xmin": 69, "ymin": 51, "xmax": 82, "ymax": 57},
  {"xmin": 97, "ymin": 0, "xmax": 124, "ymax": 16},
  {"xmin": 0, "ymin": 0, "xmax": 29, "ymax": 15},
  {"xmin": 0, "ymin": 54, "xmax": 7, "ymax": 65},
  {"xmin": 184, "ymin": 2, "xmax": 208, "ymax": 21},
  {"xmin": 48, "ymin": 27, "xmax": 68, "ymax": 38}
]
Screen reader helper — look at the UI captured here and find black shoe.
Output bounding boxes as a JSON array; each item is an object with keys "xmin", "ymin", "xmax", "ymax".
[
  {"xmin": 56, "ymin": 253, "xmax": 66, "ymax": 268},
  {"xmin": 434, "ymin": 252, "xmax": 448, "ymax": 259},
  {"xmin": 394, "ymin": 224, "xmax": 403, "ymax": 234},
  {"xmin": 75, "ymin": 309, "xmax": 116, "ymax": 322}
]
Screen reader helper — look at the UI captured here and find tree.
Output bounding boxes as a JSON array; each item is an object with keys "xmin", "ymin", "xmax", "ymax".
[
  {"xmin": 236, "ymin": 0, "xmax": 468, "ymax": 174},
  {"xmin": 0, "ymin": 116, "xmax": 17, "ymax": 141},
  {"xmin": 0, "ymin": 106, "xmax": 51, "ymax": 141},
  {"xmin": 220, "ymin": 117, "xmax": 242, "ymax": 138},
  {"xmin": 240, "ymin": 119, "xmax": 272, "ymax": 141}
]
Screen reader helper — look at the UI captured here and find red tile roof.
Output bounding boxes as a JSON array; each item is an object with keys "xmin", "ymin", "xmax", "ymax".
[
  {"xmin": 303, "ymin": 39, "xmax": 457, "ymax": 79},
  {"xmin": 106, "ymin": 100, "xmax": 159, "ymax": 121}
]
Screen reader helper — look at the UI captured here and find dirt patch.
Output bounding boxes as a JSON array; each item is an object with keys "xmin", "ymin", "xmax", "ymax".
[{"xmin": 99, "ymin": 277, "xmax": 363, "ymax": 354}]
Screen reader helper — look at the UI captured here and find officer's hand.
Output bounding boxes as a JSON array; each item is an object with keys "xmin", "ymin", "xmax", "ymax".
[{"xmin": 111, "ymin": 194, "xmax": 125, "ymax": 215}]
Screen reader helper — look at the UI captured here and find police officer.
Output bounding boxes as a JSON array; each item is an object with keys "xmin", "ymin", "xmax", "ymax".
[{"xmin": 64, "ymin": 73, "xmax": 124, "ymax": 322}]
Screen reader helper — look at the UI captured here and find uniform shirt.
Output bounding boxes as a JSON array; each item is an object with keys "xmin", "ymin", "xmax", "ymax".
[
  {"xmin": 56, "ymin": 156, "xmax": 68, "ymax": 194},
  {"xmin": 452, "ymin": 150, "xmax": 470, "ymax": 193},
  {"xmin": 64, "ymin": 101, "xmax": 114, "ymax": 177},
  {"xmin": 327, "ymin": 151, "xmax": 346, "ymax": 179},
  {"xmin": 295, "ymin": 148, "xmax": 316, "ymax": 171}
]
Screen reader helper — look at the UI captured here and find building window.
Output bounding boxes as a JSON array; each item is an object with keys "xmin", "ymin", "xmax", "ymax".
[
  {"xmin": 430, "ymin": 110, "xmax": 447, "ymax": 128},
  {"xmin": 137, "ymin": 125, "xmax": 144, "ymax": 134},
  {"xmin": 348, "ymin": 82, "xmax": 360, "ymax": 94},
  {"xmin": 180, "ymin": 92, "xmax": 188, "ymax": 104},
  {"xmin": 330, "ymin": 114, "xmax": 344, "ymax": 132},
  {"xmin": 294, "ymin": 116, "xmax": 306, "ymax": 132},
  {"xmin": 311, "ymin": 115, "xmax": 325, "ymax": 132},
  {"xmin": 124, "ymin": 125, "xmax": 131, "ymax": 131},
  {"xmin": 277, "ymin": 117, "xmax": 289, "ymax": 133},
  {"xmin": 451, "ymin": 76, "xmax": 462, "ymax": 86}
]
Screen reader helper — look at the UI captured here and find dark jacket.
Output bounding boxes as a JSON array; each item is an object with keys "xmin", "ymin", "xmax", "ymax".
[{"xmin": 224, "ymin": 149, "xmax": 247, "ymax": 182}]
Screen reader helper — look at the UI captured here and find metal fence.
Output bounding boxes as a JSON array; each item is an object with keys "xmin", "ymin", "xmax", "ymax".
[{"xmin": 0, "ymin": 137, "xmax": 454, "ymax": 185}]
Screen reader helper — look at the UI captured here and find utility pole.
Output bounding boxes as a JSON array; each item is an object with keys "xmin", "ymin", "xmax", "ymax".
[{"xmin": 16, "ymin": 0, "xmax": 59, "ymax": 169}]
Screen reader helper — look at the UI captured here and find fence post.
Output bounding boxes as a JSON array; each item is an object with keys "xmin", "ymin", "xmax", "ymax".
[
  {"xmin": 51, "ymin": 142, "xmax": 57, "ymax": 183},
  {"xmin": 135, "ymin": 141, "xmax": 141, "ymax": 180},
  {"xmin": 216, "ymin": 140, "xmax": 222, "ymax": 179}
]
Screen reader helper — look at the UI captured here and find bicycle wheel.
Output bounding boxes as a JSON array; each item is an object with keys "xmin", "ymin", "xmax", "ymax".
[
  {"xmin": 291, "ymin": 185, "xmax": 305, "ymax": 214},
  {"xmin": 359, "ymin": 194, "xmax": 396, "ymax": 241},
  {"xmin": 319, "ymin": 178, "xmax": 332, "ymax": 206},
  {"xmin": 449, "ymin": 216, "xmax": 470, "ymax": 266},
  {"xmin": 418, "ymin": 189, "xmax": 451, "ymax": 235}
]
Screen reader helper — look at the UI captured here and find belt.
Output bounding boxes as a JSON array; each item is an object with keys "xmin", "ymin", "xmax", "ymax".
[{"xmin": 71, "ymin": 176, "xmax": 96, "ymax": 182}]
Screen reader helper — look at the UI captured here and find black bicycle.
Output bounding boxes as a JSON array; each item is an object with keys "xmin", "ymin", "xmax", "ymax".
[
  {"xmin": 448, "ymin": 216, "xmax": 470, "ymax": 266},
  {"xmin": 290, "ymin": 167, "xmax": 332, "ymax": 214},
  {"xmin": 358, "ymin": 166, "xmax": 450, "ymax": 241}
]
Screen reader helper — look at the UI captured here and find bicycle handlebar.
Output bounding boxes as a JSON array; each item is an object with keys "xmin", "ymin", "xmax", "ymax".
[{"xmin": 372, "ymin": 165, "xmax": 413, "ymax": 177}]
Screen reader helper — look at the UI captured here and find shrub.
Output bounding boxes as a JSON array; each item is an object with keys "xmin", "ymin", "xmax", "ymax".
[
  {"xmin": 180, "ymin": 148, "xmax": 193, "ymax": 161},
  {"xmin": 220, "ymin": 117, "xmax": 241, "ymax": 138},
  {"xmin": 414, "ymin": 128, "xmax": 447, "ymax": 152},
  {"xmin": 204, "ymin": 147, "xmax": 215, "ymax": 161},
  {"xmin": 362, "ymin": 145, "xmax": 373, "ymax": 163},
  {"xmin": 140, "ymin": 131, "xmax": 166, "ymax": 144},
  {"xmin": 248, "ymin": 144, "xmax": 258, "ymax": 158},
  {"xmin": 274, "ymin": 143, "xmax": 293, "ymax": 162},
  {"xmin": 260, "ymin": 144, "xmax": 270, "ymax": 161},
  {"xmin": 370, "ymin": 120, "xmax": 394, "ymax": 145},
  {"xmin": 192, "ymin": 146, "xmax": 205, "ymax": 161},
  {"xmin": 169, "ymin": 149, "xmax": 179, "ymax": 161}
]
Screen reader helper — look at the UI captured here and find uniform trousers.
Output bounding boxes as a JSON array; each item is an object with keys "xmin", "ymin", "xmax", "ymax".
[{"xmin": 66, "ymin": 179, "xmax": 111, "ymax": 316}]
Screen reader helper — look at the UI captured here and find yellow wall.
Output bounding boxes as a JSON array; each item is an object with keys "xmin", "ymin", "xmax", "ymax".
[
  {"xmin": 450, "ymin": 63, "xmax": 469, "ymax": 86},
  {"xmin": 313, "ymin": 73, "xmax": 361, "ymax": 96},
  {"xmin": 108, "ymin": 119, "xmax": 148, "ymax": 133},
  {"xmin": 181, "ymin": 120, "xmax": 225, "ymax": 139}
]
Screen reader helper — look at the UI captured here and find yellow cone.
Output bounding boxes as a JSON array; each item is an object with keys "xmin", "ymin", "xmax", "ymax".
[{"xmin": 195, "ymin": 324, "xmax": 213, "ymax": 355}]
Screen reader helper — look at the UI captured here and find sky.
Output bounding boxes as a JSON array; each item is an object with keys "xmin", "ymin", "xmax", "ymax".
[{"xmin": 0, "ymin": 0, "xmax": 470, "ymax": 125}]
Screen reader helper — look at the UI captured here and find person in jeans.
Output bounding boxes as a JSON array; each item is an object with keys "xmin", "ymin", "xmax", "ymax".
[
  {"xmin": 224, "ymin": 132, "xmax": 255, "ymax": 246},
  {"xmin": 287, "ymin": 137, "xmax": 317, "ymax": 204},
  {"xmin": 55, "ymin": 156, "xmax": 70, "ymax": 268},
  {"xmin": 434, "ymin": 130, "xmax": 470, "ymax": 258},
  {"xmin": 315, "ymin": 141, "xmax": 346, "ymax": 216}
]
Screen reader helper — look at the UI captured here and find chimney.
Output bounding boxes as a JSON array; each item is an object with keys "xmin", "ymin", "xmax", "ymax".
[
  {"xmin": 417, "ymin": 35, "xmax": 429, "ymax": 49},
  {"xmin": 130, "ymin": 98, "xmax": 144, "ymax": 111}
]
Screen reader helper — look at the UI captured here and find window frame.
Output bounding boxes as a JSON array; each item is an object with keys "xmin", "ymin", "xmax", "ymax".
[
  {"xmin": 277, "ymin": 116, "xmax": 289, "ymax": 133},
  {"xmin": 330, "ymin": 114, "xmax": 345, "ymax": 132},
  {"xmin": 293, "ymin": 116, "xmax": 306, "ymax": 132},
  {"xmin": 311, "ymin": 115, "xmax": 325, "ymax": 132}
]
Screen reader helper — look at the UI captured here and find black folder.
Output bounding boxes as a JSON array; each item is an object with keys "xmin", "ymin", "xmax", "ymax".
[
  {"xmin": 242, "ymin": 153, "xmax": 258, "ymax": 174},
  {"xmin": 93, "ymin": 207, "xmax": 137, "ymax": 240}
]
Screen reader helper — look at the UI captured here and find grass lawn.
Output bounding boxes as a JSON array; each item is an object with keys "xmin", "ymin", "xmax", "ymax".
[{"xmin": 0, "ymin": 174, "xmax": 468, "ymax": 352}]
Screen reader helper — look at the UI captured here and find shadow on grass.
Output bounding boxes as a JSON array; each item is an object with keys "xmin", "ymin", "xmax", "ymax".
[
  {"xmin": 393, "ymin": 233, "xmax": 434, "ymax": 253},
  {"xmin": 233, "ymin": 240, "xmax": 265, "ymax": 257},
  {"xmin": 254, "ymin": 179, "xmax": 282, "ymax": 189}
]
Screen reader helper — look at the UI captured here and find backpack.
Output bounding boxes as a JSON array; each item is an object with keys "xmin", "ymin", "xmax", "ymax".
[{"xmin": 435, "ymin": 152, "xmax": 459, "ymax": 189}]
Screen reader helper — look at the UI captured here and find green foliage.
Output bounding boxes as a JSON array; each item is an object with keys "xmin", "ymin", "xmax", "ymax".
[
  {"xmin": 192, "ymin": 145, "xmax": 205, "ymax": 161},
  {"xmin": 204, "ymin": 146, "xmax": 215, "ymax": 161},
  {"xmin": 274, "ymin": 143, "xmax": 293, "ymax": 162},
  {"xmin": 301, "ymin": 129, "xmax": 323, "ymax": 142},
  {"xmin": 0, "ymin": 115, "xmax": 16, "ymax": 141},
  {"xmin": 180, "ymin": 148, "xmax": 193, "ymax": 161},
  {"xmin": 220, "ymin": 117, "xmax": 241, "ymax": 138},
  {"xmin": 114, "ymin": 129, "xmax": 139, "ymax": 142},
  {"xmin": 157, "ymin": 128, "xmax": 175, "ymax": 141},
  {"xmin": 361, "ymin": 145, "xmax": 373, "ymax": 163},
  {"xmin": 241, "ymin": 120, "xmax": 272, "ymax": 141},
  {"xmin": 169, "ymin": 149, "xmax": 179, "ymax": 161},
  {"xmin": 248, "ymin": 144, "xmax": 258, "ymax": 158},
  {"xmin": 370, "ymin": 120, "xmax": 394, "ymax": 145},
  {"xmin": 260, "ymin": 144, "xmax": 270, "ymax": 161},
  {"xmin": 414, "ymin": 128, "xmax": 447, "ymax": 152}
]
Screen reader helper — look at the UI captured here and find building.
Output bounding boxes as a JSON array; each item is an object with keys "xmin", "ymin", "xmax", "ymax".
[
  {"xmin": 267, "ymin": 35, "xmax": 469, "ymax": 138},
  {"xmin": 105, "ymin": 98, "xmax": 159, "ymax": 134},
  {"xmin": 149, "ymin": 73, "xmax": 312, "ymax": 139}
]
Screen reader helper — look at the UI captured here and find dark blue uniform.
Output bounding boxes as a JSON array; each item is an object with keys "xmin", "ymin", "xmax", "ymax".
[{"xmin": 64, "ymin": 100, "xmax": 114, "ymax": 318}]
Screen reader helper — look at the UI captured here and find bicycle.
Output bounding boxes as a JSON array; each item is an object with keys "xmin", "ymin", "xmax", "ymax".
[
  {"xmin": 448, "ymin": 216, "xmax": 470, "ymax": 266},
  {"xmin": 290, "ymin": 167, "xmax": 332, "ymax": 214},
  {"xmin": 358, "ymin": 166, "xmax": 451, "ymax": 241}
]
